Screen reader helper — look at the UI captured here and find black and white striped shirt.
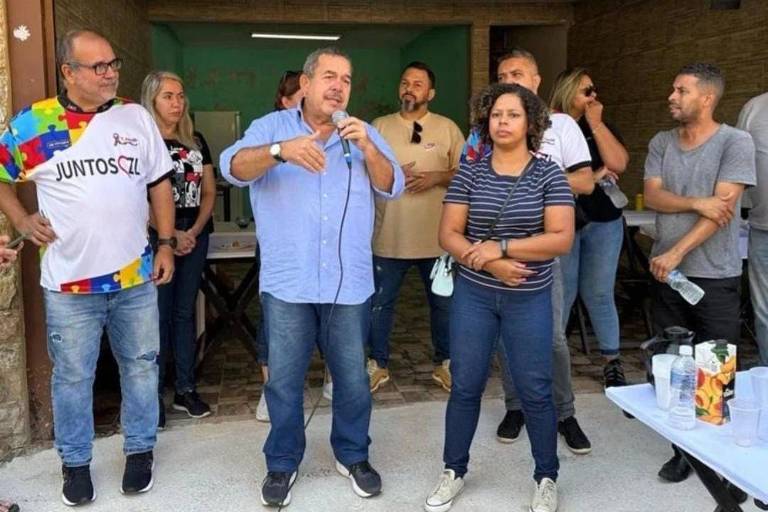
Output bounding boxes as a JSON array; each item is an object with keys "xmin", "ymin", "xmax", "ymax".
[{"xmin": 444, "ymin": 154, "xmax": 574, "ymax": 292}]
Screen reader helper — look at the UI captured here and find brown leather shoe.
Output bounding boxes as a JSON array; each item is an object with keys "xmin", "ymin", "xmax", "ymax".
[
  {"xmin": 367, "ymin": 359, "xmax": 390, "ymax": 392},
  {"xmin": 432, "ymin": 360, "xmax": 452, "ymax": 391}
]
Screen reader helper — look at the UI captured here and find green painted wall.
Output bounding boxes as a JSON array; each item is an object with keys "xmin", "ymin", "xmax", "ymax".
[
  {"xmin": 150, "ymin": 24, "xmax": 469, "ymax": 217},
  {"xmin": 151, "ymin": 24, "xmax": 183, "ymax": 74},
  {"xmin": 177, "ymin": 46, "xmax": 401, "ymax": 127},
  {"xmin": 151, "ymin": 24, "xmax": 469, "ymax": 129}
]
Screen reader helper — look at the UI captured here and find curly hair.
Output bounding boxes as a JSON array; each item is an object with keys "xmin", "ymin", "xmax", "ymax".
[{"xmin": 470, "ymin": 83, "xmax": 550, "ymax": 152}]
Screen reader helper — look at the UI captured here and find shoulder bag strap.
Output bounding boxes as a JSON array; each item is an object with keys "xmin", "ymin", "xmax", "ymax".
[{"xmin": 481, "ymin": 158, "xmax": 534, "ymax": 242}]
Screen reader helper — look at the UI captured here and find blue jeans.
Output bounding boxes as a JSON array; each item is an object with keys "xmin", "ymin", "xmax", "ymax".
[
  {"xmin": 156, "ymin": 230, "xmax": 209, "ymax": 394},
  {"xmin": 44, "ymin": 283, "xmax": 159, "ymax": 467},
  {"xmin": 444, "ymin": 277, "xmax": 558, "ymax": 482},
  {"xmin": 749, "ymin": 227, "xmax": 768, "ymax": 365},
  {"xmin": 560, "ymin": 218, "xmax": 623, "ymax": 356},
  {"xmin": 501, "ymin": 259, "xmax": 575, "ymax": 420},
  {"xmin": 369, "ymin": 256, "xmax": 450, "ymax": 367},
  {"xmin": 260, "ymin": 293, "xmax": 372, "ymax": 472}
]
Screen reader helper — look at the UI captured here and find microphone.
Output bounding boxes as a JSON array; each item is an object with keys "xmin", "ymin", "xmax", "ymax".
[{"xmin": 332, "ymin": 110, "xmax": 353, "ymax": 170}]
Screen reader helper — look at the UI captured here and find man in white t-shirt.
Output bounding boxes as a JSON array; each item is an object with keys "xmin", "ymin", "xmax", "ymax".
[
  {"xmin": 738, "ymin": 91, "xmax": 768, "ymax": 366},
  {"xmin": 462, "ymin": 48, "xmax": 596, "ymax": 457},
  {"xmin": 0, "ymin": 30, "xmax": 175, "ymax": 506}
]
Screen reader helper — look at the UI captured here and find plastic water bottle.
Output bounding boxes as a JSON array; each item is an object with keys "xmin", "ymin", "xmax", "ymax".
[
  {"xmin": 666, "ymin": 270, "xmax": 705, "ymax": 305},
  {"xmin": 599, "ymin": 177, "xmax": 629, "ymax": 208},
  {"xmin": 668, "ymin": 345, "xmax": 697, "ymax": 430}
]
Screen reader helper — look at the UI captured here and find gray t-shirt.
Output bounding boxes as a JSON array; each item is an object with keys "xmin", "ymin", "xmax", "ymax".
[
  {"xmin": 644, "ymin": 124, "xmax": 756, "ymax": 278},
  {"xmin": 737, "ymin": 92, "xmax": 768, "ymax": 230}
]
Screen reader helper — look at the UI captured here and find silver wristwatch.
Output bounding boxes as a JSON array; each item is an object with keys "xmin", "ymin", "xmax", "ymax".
[
  {"xmin": 500, "ymin": 238, "xmax": 509, "ymax": 257},
  {"xmin": 269, "ymin": 143, "xmax": 285, "ymax": 163}
]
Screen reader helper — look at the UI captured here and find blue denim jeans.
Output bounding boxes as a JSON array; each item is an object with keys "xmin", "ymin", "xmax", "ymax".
[
  {"xmin": 260, "ymin": 292, "xmax": 372, "ymax": 472},
  {"xmin": 156, "ymin": 230, "xmax": 209, "ymax": 394},
  {"xmin": 501, "ymin": 259, "xmax": 575, "ymax": 421},
  {"xmin": 44, "ymin": 283, "xmax": 159, "ymax": 467},
  {"xmin": 749, "ymin": 227, "xmax": 768, "ymax": 365},
  {"xmin": 444, "ymin": 277, "xmax": 559, "ymax": 482},
  {"xmin": 560, "ymin": 218, "xmax": 623, "ymax": 356},
  {"xmin": 369, "ymin": 256, "xmax": 450, "ymax": 367}
]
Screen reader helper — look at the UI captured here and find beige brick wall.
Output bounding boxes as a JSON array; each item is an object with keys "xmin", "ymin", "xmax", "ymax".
[
  {"xmin": 55, "ymin": 0, "xmax": 151, "ymax": 100},
  {"xmin": 569, "ymin": 0, "xmax": 768, "ymax": 197},
  {"xmin": 0, "ymin": 0, "xmax": 31, "ymax": 462}
]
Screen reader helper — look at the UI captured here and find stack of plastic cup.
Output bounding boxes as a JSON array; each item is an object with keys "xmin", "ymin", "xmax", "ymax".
[
  {"xmin": 652, "ymin": 354, "xmax": 677, "ymax": 410},
  {"xmin": 749, "ymin": 366, "xmax": 768, "ymax": 441},
  {"xmin": 729, "ymin": 399, "xmax": 761, "ymax": 446}
]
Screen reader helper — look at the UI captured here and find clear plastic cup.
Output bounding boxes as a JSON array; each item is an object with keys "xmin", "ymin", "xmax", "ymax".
[
  {"xmin": 653, "ymin": 354, "xmax": 677, "ymax": 410},
  {"xmin": 749, "ymin": 366, "xmax": 768, "ymax": 440},
  {"xmin": 729, "ymin": 399, "xmax": 761, "ymax": 447},
  {"xmin": 750, "ymin": 367, "xmax": 768, "ymax": 406}
]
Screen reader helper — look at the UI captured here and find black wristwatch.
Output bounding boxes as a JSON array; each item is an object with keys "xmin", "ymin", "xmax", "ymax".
[
  {"xmin": 157, "ymin": 237, "xmax": 178, "ymax": 250},
  {"xmin": 500, "ymin": 238, "xmax": 509, "ymax": 258}
]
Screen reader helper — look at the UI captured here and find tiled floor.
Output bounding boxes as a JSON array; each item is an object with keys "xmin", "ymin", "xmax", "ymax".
[{"xmin": 94, "ymin": 267, "xmax": 761, "ymax": 432}]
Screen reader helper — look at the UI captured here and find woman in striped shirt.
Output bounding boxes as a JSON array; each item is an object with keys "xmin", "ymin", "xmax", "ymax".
[{"xmin": 424, "ymin": 83, "xmax": 574, "ymax": 512}]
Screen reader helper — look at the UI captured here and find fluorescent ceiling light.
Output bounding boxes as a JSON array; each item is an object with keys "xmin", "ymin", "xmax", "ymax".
[{"xmin": 251, "ymin": 32, "xmax": 341, "ymax": 41}]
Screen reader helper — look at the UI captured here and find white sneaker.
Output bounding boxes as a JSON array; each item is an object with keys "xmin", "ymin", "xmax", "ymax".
[
  {"xmin": 323, "ymin": 368, "xmax": 333, "ymax": 401},
  {"xmin": 530, "ymin": 477, "xmax": 558, "ymax": 512},
  {"xmin": 424, "ymin": 469, "xmax": 464, "ymax": 512},
  {"xmin": 256, "ymin": 392, "xmax": 270, "ymax": 423}
]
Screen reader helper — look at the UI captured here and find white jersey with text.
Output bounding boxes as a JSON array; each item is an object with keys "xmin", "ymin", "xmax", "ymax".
[{"xmin": 0, "ymin": 97, "xmax": 173, "ymax": 292}]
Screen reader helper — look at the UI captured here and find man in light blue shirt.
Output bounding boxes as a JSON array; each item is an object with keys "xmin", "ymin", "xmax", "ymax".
[{"xmin": 220, "ymin": 47, "xmax": 403, "ymax": 508}]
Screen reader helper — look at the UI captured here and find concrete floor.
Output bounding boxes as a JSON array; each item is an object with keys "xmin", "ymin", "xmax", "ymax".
[{"xmin": 2, "ymin": 393, "xmax": 762, "ymax": 512}]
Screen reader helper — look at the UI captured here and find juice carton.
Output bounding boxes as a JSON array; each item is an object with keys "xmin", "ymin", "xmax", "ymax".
[{"xmin": 695, "ymin": 340, "xmax": 736, "ymax": 425}]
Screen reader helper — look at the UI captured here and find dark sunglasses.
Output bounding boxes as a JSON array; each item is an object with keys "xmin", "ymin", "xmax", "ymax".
[
  {"xmin": 410, "ymin": 121, "xmax": 423, "ymax": 144},
  {"xmin": 68, "ymin": 57, "xmax": 122, "ymax": 76},
  {"xmin": 582, "ymin": 85, "xmax": 597, "ymax": 97}
]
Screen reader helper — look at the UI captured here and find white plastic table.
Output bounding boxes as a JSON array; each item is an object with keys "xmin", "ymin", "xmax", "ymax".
[{"xmin": 607, "ymin": 373, "xmax": 768, "ymax": 510}]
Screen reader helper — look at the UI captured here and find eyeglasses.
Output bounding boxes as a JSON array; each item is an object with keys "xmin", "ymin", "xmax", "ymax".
[
  {"xmin": 582, "ymin": 85, "xmax": 597, "ymax": 97},
  {"xmin": 67, "ymin": 58, "xmax": 122, "ymax": 76},
  {"xmin": 410, "ymin": 121, "xmax": 423, "ymax": 144}
]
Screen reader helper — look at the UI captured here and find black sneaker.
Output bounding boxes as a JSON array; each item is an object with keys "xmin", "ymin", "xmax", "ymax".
[
  {"xmin": 604, "ymin": 359, "xmax": 634, "ymax": 418},
  {"xmin": 558, "ymin": 416, "xmax": 592, "ymax": 454},
  {"xmin": 260, "ymin": 471, "xmax": 297, "ymax": 507},
  {"xmin": 61, "ymin": 465, "xmax": 95, "ymax": 506},
  {"xmin": 121, "ymin": 451, "xmax": 154, "ymax": 494},
  {"xmin": 496, "ymin": 410, "xmax": 525, "ymax": 443},
  {"xmin": 158, "ymin": 396, "xmax": 166, "ymax": 430},
  {"xmin": 335, "ymin": 460, "xmax": 382, "ymax": 498},
  {"xmin": 603, "ymin": 358, "xmax": 628, "ymax": 388},
  {"xmin": 172, "ymin": 391, "xmax": 211, "ymax": 418}
]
